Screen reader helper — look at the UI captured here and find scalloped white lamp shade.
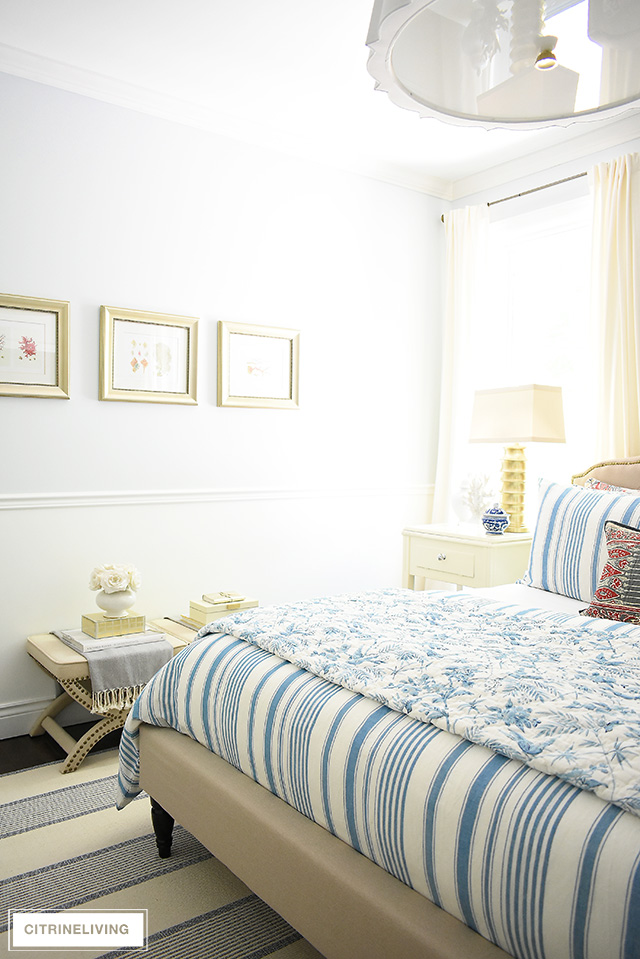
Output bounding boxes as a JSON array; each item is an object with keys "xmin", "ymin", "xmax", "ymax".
[{"xmin": 366, "ymin": 0, "xmax": 640, "ymax": 130}]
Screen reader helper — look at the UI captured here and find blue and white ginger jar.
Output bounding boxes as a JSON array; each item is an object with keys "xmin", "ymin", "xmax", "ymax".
[{"xmin": 482, "ymin": 503, "xmax": 510, "ymax": 535}]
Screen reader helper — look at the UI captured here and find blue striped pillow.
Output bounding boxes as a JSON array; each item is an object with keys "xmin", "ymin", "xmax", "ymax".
[{"xmin": 521, "ymin": 478, "xmax": 640, "ymax": 602}]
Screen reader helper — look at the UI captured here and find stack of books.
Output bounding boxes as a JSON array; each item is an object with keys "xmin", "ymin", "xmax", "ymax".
[
  {"xmin": 52, "ymin": 611, "xmax": 153, "ymax": 654},
  {"xmin": 179, "ymin": 592, "xmax": 258, "ymax": 629},
  {"xmin": 54, "ymin": 625, "xmax": 160, "ymax": 654}
]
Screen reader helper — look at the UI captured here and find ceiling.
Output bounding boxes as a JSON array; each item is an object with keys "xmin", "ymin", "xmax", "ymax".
[{"xmin": 0, "ymin": 0, "xmax": 638, "ymax": 199}]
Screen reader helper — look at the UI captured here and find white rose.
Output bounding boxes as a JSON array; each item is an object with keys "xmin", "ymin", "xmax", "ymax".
[
  {"xmin": 89, "ymin": 563, "xmax": 140, "ymax": 592},
  {"xmin": 101, "ymin": 566, "xmax": 131, "ymax": 593},
  {"xmin": 88, "ymin": 568, "xmax": 103, "ymax": 590}
]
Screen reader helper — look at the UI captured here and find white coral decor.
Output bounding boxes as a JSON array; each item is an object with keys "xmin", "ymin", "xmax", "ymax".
[{"xmin": 89, "ymin": 564, "xmax": 141, "ymax": 594}]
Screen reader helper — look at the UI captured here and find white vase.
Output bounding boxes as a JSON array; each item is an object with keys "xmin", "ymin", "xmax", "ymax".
[{"xmin": 96, "ymin": 588, "xmax": 136, "ymax": 619}]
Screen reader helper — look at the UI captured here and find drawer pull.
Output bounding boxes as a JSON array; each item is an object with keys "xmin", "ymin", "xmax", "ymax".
[{"xmin": 437, "ymin": 552, "xmax": 447, "ymax": 561}]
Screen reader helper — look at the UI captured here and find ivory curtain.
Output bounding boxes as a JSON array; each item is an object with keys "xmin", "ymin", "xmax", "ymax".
[
  {"xmin": 433, "ymin": 156, "xmax": 639, "ymax": 523},
  {"xmin": 591, "ymin": 153, "xmax": 640, "ymax": 459},
  {"xmin": 432, "ymin": 205, "xmax": 489, "ymax": 523}
]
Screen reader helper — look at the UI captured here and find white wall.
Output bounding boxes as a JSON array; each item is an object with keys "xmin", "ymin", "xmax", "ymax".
[{"xmin": 0, "ymin": 73, "xmax": 443, "ymax": 736}]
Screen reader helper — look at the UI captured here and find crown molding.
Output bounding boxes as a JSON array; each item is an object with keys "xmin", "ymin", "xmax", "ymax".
[
  {"xmin": 451, "ymin": 113, "xmax": 640, "ymax": 201},
  {"xmin": 0, "ymin": 43, "xmax": 284, "ymax": 143},
  {"xmin": 0, "ymin": 43, "xmax": 450, "ymax": 197},
  {"xmin": 338, "ymin": 159, "xmax": 453, "ymax": 199},
  {"xmin": 6, "ymin": 40, "xmax": 633, "ymax": 202}
]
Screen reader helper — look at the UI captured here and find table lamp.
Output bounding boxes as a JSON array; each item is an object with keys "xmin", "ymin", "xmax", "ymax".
[{"xmin": 469, "ymin": 384, "xmax": 565, "ymax": 532}]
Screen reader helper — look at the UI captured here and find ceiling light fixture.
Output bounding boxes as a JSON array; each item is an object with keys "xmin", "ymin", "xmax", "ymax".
[
  {"xmin": 534, "ymin": 37, "xmax": 558, "ymax": 70},
  {"xmin": 366, "ymin": 0, "xmax": 640, "ymax": 130}
]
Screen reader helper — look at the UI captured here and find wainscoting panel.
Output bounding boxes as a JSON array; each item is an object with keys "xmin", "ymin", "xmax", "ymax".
[{"xmin": 2, "ymin": 484, "xmax": 433, "ymax": 738}]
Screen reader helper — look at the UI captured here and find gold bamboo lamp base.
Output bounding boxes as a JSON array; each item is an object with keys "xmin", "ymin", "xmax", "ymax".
[{"xmin": 500, "ymin": 444, "xmax": 527, "ymax": 533}]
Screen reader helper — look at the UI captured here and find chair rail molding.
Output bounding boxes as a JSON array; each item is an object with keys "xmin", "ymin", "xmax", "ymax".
[{"xmin": 0, "ymin": 485, "xmax": 433, "ymax": 511}]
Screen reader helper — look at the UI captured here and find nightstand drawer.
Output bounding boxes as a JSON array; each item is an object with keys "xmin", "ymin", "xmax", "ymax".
[
  {"xmin": 402, "ymin": 523, "xmax": 532, "ymax": 591},
  {"xmin": 410, "ymin": 540, "xmax": 475, "ymax": 580}
]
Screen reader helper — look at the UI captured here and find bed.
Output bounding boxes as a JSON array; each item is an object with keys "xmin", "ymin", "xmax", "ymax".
[{"xmin": 116, "ymin": 458, "xmax": 640, "ymax": 959}]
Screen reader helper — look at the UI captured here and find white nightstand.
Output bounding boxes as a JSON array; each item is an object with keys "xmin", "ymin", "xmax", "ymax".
[{"xmin": 402, "ymin": 524, "xmax": 532, "ymax": 591}]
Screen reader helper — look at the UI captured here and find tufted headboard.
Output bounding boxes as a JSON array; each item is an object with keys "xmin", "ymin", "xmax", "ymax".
[{"xmin": 572, "ymin": 457, "xmax": 640, "ymax": 490}]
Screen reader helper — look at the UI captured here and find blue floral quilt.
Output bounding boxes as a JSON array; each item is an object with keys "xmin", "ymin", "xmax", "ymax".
[{"xmin": 199, "ymin": 588, "xmax": 640, "ymax": 815}]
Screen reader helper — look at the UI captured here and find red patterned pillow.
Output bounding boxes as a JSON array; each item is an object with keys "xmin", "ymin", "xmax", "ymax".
[
  {"xmin": 581, "ymin": 521, "xmax": 640, "ymax": 623},
  {"xmin": 584, "ymin": 478, "xmax": 638, "ymax": 494}
]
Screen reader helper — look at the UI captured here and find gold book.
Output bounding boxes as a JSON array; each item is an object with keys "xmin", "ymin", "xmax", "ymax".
[
  {"xmin": 190, "ymin": 598, "xmax": 258, "ymax": 614},
  {"xmin": 81, "ymin": 612, "xmax": 146, "ymax": 638},
  {"xmin": 188, "ymin": 600, "xmax": 258, "ymax": 626}
]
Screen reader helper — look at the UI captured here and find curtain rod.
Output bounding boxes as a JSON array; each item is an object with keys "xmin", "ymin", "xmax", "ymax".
[{"xmin": 440, "ymin": 171, "xmax": 588, "ymax": 222}]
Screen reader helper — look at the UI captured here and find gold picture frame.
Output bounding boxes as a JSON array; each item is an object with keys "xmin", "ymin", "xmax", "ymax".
[
  {"xmin": 0, "ymin": 293, "xmax": 69, "ymax": 399},
  {"xmin": 100, "ymin": 306, "xmax": 198, "ymax": 405},
  {"xmin": 218, "ymin": 320, "xmax": 300, "ymax": 409}
]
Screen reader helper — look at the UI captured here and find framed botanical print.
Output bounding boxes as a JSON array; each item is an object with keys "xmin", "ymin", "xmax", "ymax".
[
  {"xmin": 100, "ymin": 306, "xmax": 198, "ymax": 405},
  {"xmin": 0, "ymin": 293, "xmax": 69, "ymax": 399},
  {"xmin": 218, "ymin": 321, "xmax": 300, "ymax": 409}
]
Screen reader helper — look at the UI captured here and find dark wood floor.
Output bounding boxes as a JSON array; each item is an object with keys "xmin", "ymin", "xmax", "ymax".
[{"xmin": 0, "ymin": 723, "xmax": 122, "ymax": 774}]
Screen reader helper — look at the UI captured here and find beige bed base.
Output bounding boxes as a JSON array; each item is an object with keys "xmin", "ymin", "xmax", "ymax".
[{"xmin": 139, "ymin": 724, "xmax": 509, "ymax": 959}]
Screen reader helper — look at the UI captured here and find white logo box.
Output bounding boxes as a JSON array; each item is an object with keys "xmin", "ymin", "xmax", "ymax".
[{"xmin": 9, "ymin": 910, "xmax": 147, "ymax": 951}]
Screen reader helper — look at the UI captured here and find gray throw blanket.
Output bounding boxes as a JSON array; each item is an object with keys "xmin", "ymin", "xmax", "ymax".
[{"xmin": 54, "ymin": 630, "xmax": 173, "ymax": 714}]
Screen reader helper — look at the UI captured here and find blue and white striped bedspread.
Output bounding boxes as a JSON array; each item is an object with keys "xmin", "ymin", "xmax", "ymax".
[
  {"xmin": 117, "ymin": 589, "xmax": 640, "ymax": 959},
  {"xmin": 209, "ymin": 589, "xmax": 638, "ymax": 813}
]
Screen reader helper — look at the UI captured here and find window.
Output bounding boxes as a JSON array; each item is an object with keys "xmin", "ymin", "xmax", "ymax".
[{"xmin": 467, "ymin": 190, "xmax": 595, "ymax": 496}]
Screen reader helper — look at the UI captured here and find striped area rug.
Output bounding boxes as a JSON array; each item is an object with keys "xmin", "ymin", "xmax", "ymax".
[{"xmin": 0, "ymin": 750, "xmax": 323, "ymax": 959}]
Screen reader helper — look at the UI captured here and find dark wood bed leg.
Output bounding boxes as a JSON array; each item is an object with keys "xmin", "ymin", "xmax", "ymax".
[{"xmin": 150, "ymin": 796, "xmax": 175, "ymax": 858}]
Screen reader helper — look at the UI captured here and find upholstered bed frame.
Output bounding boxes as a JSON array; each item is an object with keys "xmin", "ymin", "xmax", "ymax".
[
  {"xmin": 571, "ymin": 455, "xmax": 640, "ymax": 487},
  {"xmin": 139, "ymin": 457, "xmax": 640, "ymax": 959}
]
